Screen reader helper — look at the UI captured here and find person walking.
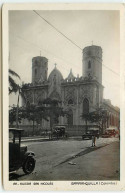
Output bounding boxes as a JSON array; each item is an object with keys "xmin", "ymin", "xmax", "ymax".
[{"xmin": 91, "ymin": 135, "xmax": 96, "ymax": 147}]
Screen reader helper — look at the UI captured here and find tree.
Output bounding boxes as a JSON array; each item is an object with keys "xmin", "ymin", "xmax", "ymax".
[
  {"xmin": 9, "ymin": 69, "xmax": 20, "ymax": 94},
  {"xmin": 81, "ymin": 107, "xmax": 109, "ymax": 133},
  {"xmin": 9, "ymin": 97, "xmax": 65, "ymax": 133},
  {"xmin": 24, "ymin": 103, "xmax": 49, "ymax": 133},
  {"xmin": 88, "ymin": 108, "xmax": 109, "ymax": 133},
  {"xmin": 9, "ymin": 106, "xmax": 25, "ymax": 126},
  {"xmin": 9, "ymin": 69, "xmax": 22, "ymax": 128},
  {"xmin": 41, "ymin": 98, "xmax": 65, "ymax": 130},
  {"xmin": 80, "ymin": 113, "xmax": 90, "ymax": 132},
  {"xmin": 81, "ymin": 98, "xmax": 90, "ymax": 132},
  {"xmin": 9, "ymin": 103, "xmax": 49, "ymax": 132}
]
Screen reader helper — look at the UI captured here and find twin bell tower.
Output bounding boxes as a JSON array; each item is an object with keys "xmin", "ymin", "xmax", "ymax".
[
  {"xmin": 82, "ymin": 45, "xmax": 102, "ymax": 84},
  {"xmin": 32, "ymin": 45, "xmax": 102, "ymax": 84}
]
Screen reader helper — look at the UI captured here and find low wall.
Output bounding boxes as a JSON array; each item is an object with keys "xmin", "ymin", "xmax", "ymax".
[
  {"xmin": 10, "ymin": 124, "xmax": 99, "ymax": 137},
  {"xmin": 10, "ymin": 125, "xmax": 43, "ymax": 137},
  {"xmin": 66, "ymin": 125, "xmax": 85, "ymax": 136}
]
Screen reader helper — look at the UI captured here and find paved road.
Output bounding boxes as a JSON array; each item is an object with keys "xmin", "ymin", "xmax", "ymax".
[{"xmin": 9, "ymin": 137, "xmax": 119, "ymax": 181}]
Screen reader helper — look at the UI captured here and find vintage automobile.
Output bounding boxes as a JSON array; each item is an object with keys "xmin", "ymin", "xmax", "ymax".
[
  {"xmin": 9, "ymin": 128, "xmax": 36, "ymax": 174},
  {"xmin": 102, "ymin": 127, "xmax": 119, "ymax": 138},
  {"xmin": 52, "ymin": 125, "xmax": 68, "ymax": 139},
  {"xmin": 82, "ymin": 128, "xmax": 100, "ymax": 140}
]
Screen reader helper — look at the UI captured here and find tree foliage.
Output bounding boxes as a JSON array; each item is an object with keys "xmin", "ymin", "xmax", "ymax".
[
  {"xmin": 9, "ymin": 69, "xmax": 20, "ymax": 94},
  {"xmin": 89, "ymin": 108, "xmax": 109, "ymax": 130},
  {"xmin": 25, "ymin": 103, "xmax": 48, "ymax": 123},
  {"xmin": 40, "ymin": 98, "xmax": 65, "ymax": 128},
  {"xmin": 9, "ymin": 104, "xmax": 49, "ymax": 130},
  {"xmin": 9, "ymin": 106, "xmax": 25, "ymax": 125},
  {"xmin": 81, "ymin": 107, "xmax": 109, "ymax": 132},
  {"xmin": 9, "ymin": 97, "xmax": 66, "ymax": 131}
]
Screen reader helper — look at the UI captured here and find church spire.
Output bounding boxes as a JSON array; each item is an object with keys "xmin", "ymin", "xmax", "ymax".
[{"xmin": 67, "ymin": 68, "xmax": 75, "ymax": 80}]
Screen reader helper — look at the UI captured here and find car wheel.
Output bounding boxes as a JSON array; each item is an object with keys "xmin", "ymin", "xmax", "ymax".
[{"xmin": 23, "ymin": 157, "xmax": 35, "ymax": 174}]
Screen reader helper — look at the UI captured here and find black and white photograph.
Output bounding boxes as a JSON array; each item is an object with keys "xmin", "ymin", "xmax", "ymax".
[{"xmin": 2, "ymin": 3, "xmax": 125, "ymax": 191}]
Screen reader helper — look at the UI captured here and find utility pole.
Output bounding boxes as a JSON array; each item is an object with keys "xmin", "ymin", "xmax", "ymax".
[{"xmin": 16, "ymin": 89, "xmax": 20, "ymax": 128}]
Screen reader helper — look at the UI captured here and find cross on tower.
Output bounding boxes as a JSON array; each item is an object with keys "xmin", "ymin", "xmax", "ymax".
[
  {"xmin": 54, "ymin": 63, "xmax": 57, "ymax": 68},
  {"xmin": 91, "ymin": 41, "xmax": 93, "ymax": 45}
]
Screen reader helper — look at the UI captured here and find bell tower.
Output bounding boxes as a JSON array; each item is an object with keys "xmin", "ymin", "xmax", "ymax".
[
  {"xmin": 32, "ymin": 56, "xmax": 48, "ymax": 84},
  {"xmin": 82, "ymin": 45, "xmax": 102, "ymax": 84}
]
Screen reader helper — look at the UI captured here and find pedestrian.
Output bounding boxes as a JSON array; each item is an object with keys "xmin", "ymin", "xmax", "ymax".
[{"xmin": 91, "ymin": 135, "xmax": 96, "ymax": 147}]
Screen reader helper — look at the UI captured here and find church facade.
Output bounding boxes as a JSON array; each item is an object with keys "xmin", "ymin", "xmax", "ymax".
[{"xmin": 21, "ymin": 45, "xmax": 120, "ymax": 134}]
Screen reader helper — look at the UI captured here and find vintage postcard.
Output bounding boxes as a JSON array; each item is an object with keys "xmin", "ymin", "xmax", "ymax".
[{"xmin": 2, "ymin": 3, "xmax": 125, "ymax": 191}]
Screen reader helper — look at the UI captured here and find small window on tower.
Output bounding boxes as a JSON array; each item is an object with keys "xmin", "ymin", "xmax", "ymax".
[
  {"xmin": 35, "ymin": 68, "xmax": 37, "ymax": 75},
  {"xmin": 35, "ymin": 60, "xmax": 38, "ymax": 65},
  {"xmin": 88, "ymin": 61, "xmax": 91, "ymax": 69}
]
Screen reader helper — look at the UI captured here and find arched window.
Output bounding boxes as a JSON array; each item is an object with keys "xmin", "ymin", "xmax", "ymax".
[
  {"xmin": 83, "ymin": 98, "xmax": 89, "ymax": 114},
  {"xmin": 68, "ymin": 99, "xmax": 73, "ymax": 105},
  {"xmin": 26, "ymin": 100, "xmax": 30, "ymax": 108},
  {"xmin": 67, "ymin": 109, "xmax": 73, "ymax": 125},
  {"xmin": 88, "ymin": 61, "xmax": 91, "ymax": 69},
  {"xmin": 37, "ymin": 93, "xmax": 45, "ymax": 105}
]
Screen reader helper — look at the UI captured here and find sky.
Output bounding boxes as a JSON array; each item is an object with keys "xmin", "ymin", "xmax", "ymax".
[{"xmin": 9, "ymin": 10, "xmax": 120, "ymax": 107}]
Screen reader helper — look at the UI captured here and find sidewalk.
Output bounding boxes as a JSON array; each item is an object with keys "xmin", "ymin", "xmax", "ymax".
[
  {"xmin": 37, "ymin": 141, "xmax": 120, "ymax": 181},
  {"xmin": 21, "ymin": 136, "xmax": 82, "ymax": 142},
  {"xmin": 21, "ymin": 136, "xmax": 50, "ymax": 142}
]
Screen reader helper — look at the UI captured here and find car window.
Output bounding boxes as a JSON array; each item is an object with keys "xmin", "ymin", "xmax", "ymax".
[{"xmin": 9, "ymin": 131, "xmax": 14, "ymax": 143}]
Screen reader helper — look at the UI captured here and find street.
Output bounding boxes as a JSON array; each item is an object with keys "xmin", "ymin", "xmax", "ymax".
[{"xmin": 9, "ymin": 137, "xmax": 120, "ymax": 181}]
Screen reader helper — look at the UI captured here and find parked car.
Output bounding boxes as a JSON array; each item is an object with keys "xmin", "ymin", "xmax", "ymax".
[
  {"xmin": 102, "ymin": 127, "xmax": 119, "ymax": 138},
  {"xmin": 52, "ymin": 125, "xmax": 68, "ymax": 139},
  {"xmin": 82, "ymin": 128, "xmax": 100, "ymax": 140},
  {"xmin": 9, "ymin": 128, "xmax": 36, "ymax": 174}
]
